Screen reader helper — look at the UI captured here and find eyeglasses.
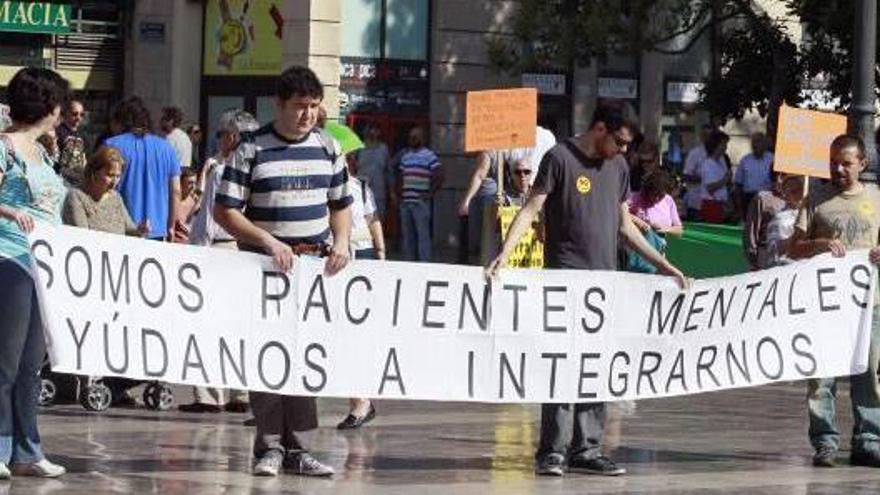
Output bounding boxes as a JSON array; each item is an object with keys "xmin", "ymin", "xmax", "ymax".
[{"xmin": 514, "ymin": 169, "xmax": 532, "ymax": 176}]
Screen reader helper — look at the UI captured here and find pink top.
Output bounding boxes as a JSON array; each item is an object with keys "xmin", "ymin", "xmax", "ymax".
[{"xmin": 628, "ymin": 193, "xmax": 682, "ymax": 230}]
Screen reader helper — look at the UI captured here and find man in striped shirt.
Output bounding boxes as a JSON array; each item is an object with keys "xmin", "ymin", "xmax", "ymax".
[
  {"xmin": 397, "ymin": 126, "xmax": 443, "ymax": 261},
  {"xmin": 214, "ymin": 66, "xmax": 352, "ymax": 478}
]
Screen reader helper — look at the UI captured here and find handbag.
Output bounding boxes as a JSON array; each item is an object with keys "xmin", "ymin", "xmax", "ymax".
[{"xmin": 626, "ymin": 228, "xmax": 667, "ymax": 274}]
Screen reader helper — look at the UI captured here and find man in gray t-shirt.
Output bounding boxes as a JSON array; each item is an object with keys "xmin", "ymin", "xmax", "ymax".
[
  {"xmin": 487, "ymin": 106, "xmax": 687, "ymax": 478},
  {"xmin": 535, "ymin": 140, "xmax": 630, "ymax": 270}
]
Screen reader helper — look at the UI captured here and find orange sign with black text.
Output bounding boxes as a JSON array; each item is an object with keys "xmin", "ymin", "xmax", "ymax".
[
  {"xmin": 465, "ymin": 88, "xmax": 537, "ymax": 152},
  {"xmin": 774, "ymin": 105, "xmax": 847, "ymax": 179}
]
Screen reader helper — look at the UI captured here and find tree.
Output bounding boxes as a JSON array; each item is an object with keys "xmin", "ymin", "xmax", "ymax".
[{"xmin": 490, "ymin": 0, "xmax": 879, "ymax": 141}]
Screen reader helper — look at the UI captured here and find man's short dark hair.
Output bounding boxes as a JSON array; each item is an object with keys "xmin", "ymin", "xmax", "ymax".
[
  {"xmin": 7, "ymin": 67, "xmax": 70, "ymax": 125},
  {"xmin": 161, "ymin": 106, "xmax": 183, "ymax": 127},
  {"xmin": 830, "ymin": 134, "xmax": 866, "ymax": 159},
  {"xmin": 589, "ymin": 105, "xmax": 626, "ymax": 133},
  {"xmin": 277, "ymin": 66, "xmax": 324, "ymax": 101},
  {"xmin": 112, "ymin": 96, "xmax": 152, "ymax": 136}
]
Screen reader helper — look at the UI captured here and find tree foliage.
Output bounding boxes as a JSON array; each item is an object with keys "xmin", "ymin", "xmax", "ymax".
[{"xmin": 491, "ymin": 0, "xmax": 878, "ymax": 134}]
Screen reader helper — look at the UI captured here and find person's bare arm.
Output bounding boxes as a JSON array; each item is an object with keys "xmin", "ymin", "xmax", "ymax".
[
  {"xmin": 367, "ymin": 215, "xmax": 386, "ymax": 259},
  {"xmin": 458, "ymin": 152, "xmax": 492, "ymax": 216},
  {"xmin": 787, "ymin": 228, "xmax": 845, "ymax": 259},
  {"xmin": 167, "ymin": 176, "xmax": 182, "ymax": 238},
  {"xmin": 325, "ymin": 205, "xmax": 352, "ymax": 276},
  {"xmin": 485, "ymin": 192, "xmax": 547, "ymax": 277},
  {"xmin": 657, "ymin": 224, "xmax": 684, "ymax": 237}
]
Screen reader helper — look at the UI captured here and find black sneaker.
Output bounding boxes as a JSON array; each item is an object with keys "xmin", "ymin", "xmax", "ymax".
[
  {"xmin": 568, "ymin": 455, "xmax": 626, "ymax": 476},
  {"xmin": 851, "ymin": 449, "xmax": 880, "ymax": 467},
  {"xmin": 812, "ymin": 445, "xmax": 837, "ymax": 467},
  {"xmin": 535, "ymin": 453, "xmax": 565, "ymax": 477},
  {"xmin": 284, "ymin": 452, "xmax": 335, "ymax": 477}
]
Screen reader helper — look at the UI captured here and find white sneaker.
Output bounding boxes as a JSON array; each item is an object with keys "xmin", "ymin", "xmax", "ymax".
[
  {"xmin": 0, "ymin": 462, "xmax": 10, "ymax": 480},
  {"xmin": 11, "ymin": 459, "xmax": 66, "ymax": 478}
]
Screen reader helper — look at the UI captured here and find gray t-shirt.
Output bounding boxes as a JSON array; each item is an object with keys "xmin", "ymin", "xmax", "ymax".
[{"xmin": 533, "ymin": 139, "xmax": 629, "ymax": 270}]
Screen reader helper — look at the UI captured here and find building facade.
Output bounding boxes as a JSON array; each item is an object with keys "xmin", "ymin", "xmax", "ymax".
[{"xmin": 1, "ymin": 0, "xmax": 721, "ymax": 252}]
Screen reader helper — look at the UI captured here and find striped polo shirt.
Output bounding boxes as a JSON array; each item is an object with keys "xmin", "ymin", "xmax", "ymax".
[
  {"xmin": 215, "ymin": 124, "xmax": 352, "ymax": 250},
  {"xmin": 399, "ymin": 147, "xmax": 440, "ymax": 202}
]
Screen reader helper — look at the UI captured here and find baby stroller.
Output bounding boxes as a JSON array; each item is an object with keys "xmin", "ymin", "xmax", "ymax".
[{"xmin": 39, "ymin": 358, "xmax": 174, "ymax": 412}]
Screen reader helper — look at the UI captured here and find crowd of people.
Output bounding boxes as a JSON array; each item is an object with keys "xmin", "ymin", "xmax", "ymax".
[{"xmin": 1, "ymin": 62, "xmax": 880, "ymax": 481}]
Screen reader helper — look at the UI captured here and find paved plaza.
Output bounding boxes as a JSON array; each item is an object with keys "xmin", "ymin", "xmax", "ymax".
[{"xmin": 3, "ymin": 382, "xmax": 880, "ymax": 494}]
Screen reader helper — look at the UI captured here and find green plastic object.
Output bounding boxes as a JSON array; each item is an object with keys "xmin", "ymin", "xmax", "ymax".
[
  {"xmin": 324, "ymin": 122, "xmax": 365, "ymax": 155},
  {"xmin": 666, "ymin": 222, "xmax": 748, "ymax": 279}
]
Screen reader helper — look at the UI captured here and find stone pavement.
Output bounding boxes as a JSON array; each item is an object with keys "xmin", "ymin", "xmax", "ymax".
[{"xmin": 4, "ymin": 381, "xmax": 880, "ymax": 494}]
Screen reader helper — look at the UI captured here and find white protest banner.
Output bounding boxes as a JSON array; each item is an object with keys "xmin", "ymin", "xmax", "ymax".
[{"xmin": 30, "ymin": 225, "xmax": 876, "ymax": 403}]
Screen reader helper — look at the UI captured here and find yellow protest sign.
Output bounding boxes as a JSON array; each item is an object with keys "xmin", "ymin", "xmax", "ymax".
[
  {"xmin": 203, "ymin": 0, "xmax": 283, "ymax": 76},
  {"xmin": 498, "ymin": 206, "xmax": 543, "ymax": 269},
  {"xmin": 465, "ymin": 88, "xmax": 537, "ymax": 152},
  {"xmin": 774, "ymin": 105, "xmax": 847, "ymax": 179}
]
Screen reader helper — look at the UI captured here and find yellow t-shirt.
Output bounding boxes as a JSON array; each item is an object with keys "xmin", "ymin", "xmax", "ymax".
[{"xmin": 795, "ymin": 183, "xmax": 880, "ymax": 250}]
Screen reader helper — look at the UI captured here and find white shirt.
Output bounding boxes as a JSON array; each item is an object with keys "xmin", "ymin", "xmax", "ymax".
[
  {"xmin": 734, "ymin": 152, "xmax": 774, "ymax": 194},
  {"xmin": 684, "ymin": 144, "xmax": 707, "ymax": 177},
  {"xmin": 189, "ymin": 155, "xmax": 233, "ymax": 245},
  {"xmin": 683, "ymin": 144, "xmax": 708, "ymax": 210},
  {"xmin": 700, "ymin": 157, "xmax": 729, "ymax": 201},
  {"xmin": 166, "ymin": 127, "xmax": 192, "ymax": 169},
  {"xmin": 530, "ymin": 126, "xmax": 557, "ymax": 185},
  {"xmin": 350, "ymin": 177, "xmax": 377, "ymax": 252}
]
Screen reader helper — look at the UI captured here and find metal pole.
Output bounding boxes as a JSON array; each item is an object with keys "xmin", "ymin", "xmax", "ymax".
[{"xmin": 852, "ymin": 0, "xmax": 877, "ymax": 181}]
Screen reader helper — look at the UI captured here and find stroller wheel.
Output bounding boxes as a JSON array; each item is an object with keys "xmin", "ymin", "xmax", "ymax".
[
  {"xmin": 39, "ymin": 379, "xmax": 57, "ymax": 407},
  {"xmin": 143, "ymin": 383, "xmax": 174, "ymax": 411},
  {"xmin": 81, "ymin": 382, "xmax": 113, "ymax": 411}
]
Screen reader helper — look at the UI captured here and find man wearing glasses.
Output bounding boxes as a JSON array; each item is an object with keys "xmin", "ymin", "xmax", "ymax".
[
  {"xmin": 487, "ymin": 106, "xmax": 687, "ymax": 478},
  {"xmin": 55, "ymin": 99, "xmax": 87, "ymax": 186}
]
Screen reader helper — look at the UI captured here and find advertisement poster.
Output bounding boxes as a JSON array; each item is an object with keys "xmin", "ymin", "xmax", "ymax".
[{"xmin": 203, "ymin": 0, "xmax": 283, "ymax": 76}]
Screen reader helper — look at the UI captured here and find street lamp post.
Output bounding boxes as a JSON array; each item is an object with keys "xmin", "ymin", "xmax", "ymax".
[{"xmin": 852, "ymin": 0, "xmax": 877, "ymax": 181}]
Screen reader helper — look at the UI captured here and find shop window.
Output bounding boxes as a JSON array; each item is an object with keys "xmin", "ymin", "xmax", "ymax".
[
  {"xmin": 342, "ymin": 0, "xmax": 382, "ymax": 58},
  {"xmin": 384, "ymin": 0, "xmax": 428, "ymax": 61},
  {"xmin": 342, "ymin": 0, "xmax": 429, "ymax": 61}
]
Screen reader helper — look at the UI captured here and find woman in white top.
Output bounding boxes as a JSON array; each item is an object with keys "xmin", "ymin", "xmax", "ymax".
[
  {"xmin": 699, "ymin": 130, "xmax": 731, "ymax": 223},
  {"xmin": 337, "ymin": 149, "xmax": 385, "ymax": 430}
]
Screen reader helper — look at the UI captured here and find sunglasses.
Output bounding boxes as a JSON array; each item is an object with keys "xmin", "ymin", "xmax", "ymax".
[{"xmin": 514, "ymin": 169, "xmax": 532, "ymax": 176}]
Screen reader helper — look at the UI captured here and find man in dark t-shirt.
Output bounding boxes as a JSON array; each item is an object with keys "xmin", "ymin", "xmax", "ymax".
[{"xmin": 487, "ymin": 106, "xmax": 687, "ymax": 477}]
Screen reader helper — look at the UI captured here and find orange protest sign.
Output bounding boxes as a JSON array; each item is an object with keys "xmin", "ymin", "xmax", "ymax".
[
  {"xmin": 774, "ymin": 105, "xmax": 847, "ymax": 179},
  {"xmin": 465, "ymin": 88, "xmax": 537, "ymax": 152}
]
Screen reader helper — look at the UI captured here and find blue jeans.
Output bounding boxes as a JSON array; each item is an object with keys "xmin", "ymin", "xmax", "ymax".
[
  {"xmin": 400, "ymin": 200, "xmax": 432, "ymax": 262},
  {"xmin": 0, "ymin": 260, "xmax": 46, "ymax": 464},
  {"xmin": 808, "ymin": 305, "xmax": 880, "ymax": 453}
]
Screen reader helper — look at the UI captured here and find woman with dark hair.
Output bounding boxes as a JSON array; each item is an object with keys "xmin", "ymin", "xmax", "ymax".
[
  {"xmin": 0, "ymin": 67, "xmax": 70, "ymax": 479},
  {"xmin": 698, "ymin": 130, "xmax": 731, "ymax": 223},
  {"xmin": 105, "ymin": 96, "xmax": 184, "ymax": 242},
  {"xmin": 628, "ymin": 169, "xmax": 683, "ymax": 237}
]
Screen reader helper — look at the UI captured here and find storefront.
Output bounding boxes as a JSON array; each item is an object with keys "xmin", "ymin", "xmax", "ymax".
[
  {"xmin": 0, "ymin": 1, "xmax": 126, "ymax": 147},
  {"xmin": 339, "ymin": 0, "xmax": 431, "ymax": 153}
]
